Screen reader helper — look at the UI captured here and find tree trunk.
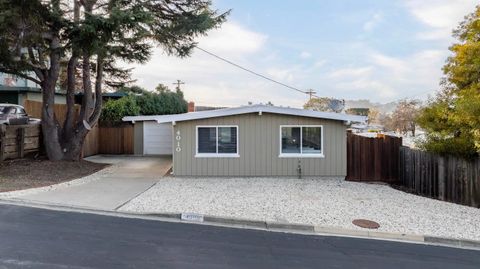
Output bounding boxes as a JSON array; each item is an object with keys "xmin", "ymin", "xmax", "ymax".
[
  {"xmin": 41, "ymin": 79, "xmax": 64, "ymax": 161},
  {"xmin": 62, "ymin": 132, "xmax": 88, "ymax": 161},
  {"xmin": 41, "ymin": 36, "xmax": 63, "ymax": 161}
]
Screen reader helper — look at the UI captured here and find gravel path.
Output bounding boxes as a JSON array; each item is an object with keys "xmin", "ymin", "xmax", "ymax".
[{"xmin": 120, "ymin": 177, "xmax": 480, "ymax": 241}]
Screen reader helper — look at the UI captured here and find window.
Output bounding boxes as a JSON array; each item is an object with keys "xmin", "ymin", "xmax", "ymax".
[
  {"xmin": 196, "ymin": 126, "xmax": 238, "ymax": 157},
  {"xmin": 280, "ymin": 125, "xmax": 323, "ymax": 157}
]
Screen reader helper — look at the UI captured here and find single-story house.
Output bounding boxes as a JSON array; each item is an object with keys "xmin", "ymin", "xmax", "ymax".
[
  {"xmin": 0, "ymin": 86, "xmax": 66, "ymax": 106},
  {"xmin": 123, "ymin": 105, "xmax": 366, "ymax": 177}
]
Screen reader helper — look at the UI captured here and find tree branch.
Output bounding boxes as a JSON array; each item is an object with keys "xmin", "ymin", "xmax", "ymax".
[
  {"xmin": 88, "ymin": 55, "xmax": 104, "ymax": 126},
  {"xmin": 0, "ymin": 68, "xmax": 42, "ymax": 85},
  {"xmin": 78, "ymin": 52, "xmax": 92, "ymax": 121},
  {"xmin": 63, "ymin": 54, "xmax": 78, "ymax": 139}
]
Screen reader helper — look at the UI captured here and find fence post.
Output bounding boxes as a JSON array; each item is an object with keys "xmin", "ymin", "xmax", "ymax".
[
  {"xmin": 438, "ymin": 156, "xmax": 446, "ymax": 201},
  {"xmin": 0, "ymin": 124, "xmax": 5, "ymax": 161},
  {"xmin": 17, "ymin": 127, "xmax": 25, "ymax": 158}
]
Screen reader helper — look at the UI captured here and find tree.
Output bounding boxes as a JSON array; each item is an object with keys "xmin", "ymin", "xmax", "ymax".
[
  {"xmin": 367, "ymin": 108, "xmax": 380, "ymax": 124},
  {"xmin": 0, "ymin": 0, "xmax": 227, "ymax": 160},
  {"xmin": 390, "ymin": 99, "xmax": 420, "ymax": 135},
  {"xmin": 117, "ymin": 85, "xmax": 148, "ymax": 95},
  {"xmin": 417, "ymin": 5, "xmax": 480, "ymax": 158},
  {"xmin": 134, "ymin": 83, "xmax": 188, "ymax": 115},
  {"xmin": 100, "ymin": 96, "xmax": 140, "ymax": 125},
  {"xmin": 304, "ymin": 97, "xmax": 344, "ymax": 112},
  {"xmin": 379, "ymin": 114, "xmax": 395, "ymax": 132},
  {"xmin": 345, "ymin": 108, "xmax": 369, "ymax": 116}
]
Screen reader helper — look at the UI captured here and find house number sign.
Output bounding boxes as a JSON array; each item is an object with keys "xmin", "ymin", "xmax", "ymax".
[{"xmin": 175, "ymin": 130, "xmax": 181, "ymax": 152}]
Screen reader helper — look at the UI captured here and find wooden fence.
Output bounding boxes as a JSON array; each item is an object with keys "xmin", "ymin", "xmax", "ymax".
[
  {"xmin": 83, "ymin": 126, "xmax": 99, "ymax": 157},
  {"xmin": 24, "ymin": 100, "xmax": 80, "ymax": 124},
  {"xmin": 346, "ymin": 132, "xmax": 402, "ymax": 182},
  {"xmin": 98, "ymin": 126, "xmax": 134, "ymax": 154},
  {"xmin": 0, "ymin": 124, "xmax": 42, "ymax": 161},
  {"xmin": 23, "ymin": 100, "xmax": 133, "ymax": 157},
  {"xmin": 399, "ymin": 147, "xmax": 480, "ymax": 207}
]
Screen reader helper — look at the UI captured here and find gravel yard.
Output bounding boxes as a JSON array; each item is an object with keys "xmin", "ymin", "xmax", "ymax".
[{"xmin": 120, "ymin": 177, "xmax": 480, "ymax": 241}]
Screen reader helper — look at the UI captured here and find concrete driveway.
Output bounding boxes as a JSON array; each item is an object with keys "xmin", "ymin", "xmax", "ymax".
[{"xmin": 17, "ymin": 156, "xmax": 172, "ymax": 210}]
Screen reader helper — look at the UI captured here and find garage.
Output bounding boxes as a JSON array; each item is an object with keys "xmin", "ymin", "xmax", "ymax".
[{"xmin": 134, "ymin": 121, "xmax": 172, "ymax": 155}]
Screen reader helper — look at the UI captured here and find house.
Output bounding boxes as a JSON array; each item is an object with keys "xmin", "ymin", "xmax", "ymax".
[
  {"xmin": 0, "ymin": 86, "xmax": 66, "ymax": 105},
  {"xmin": 1, "ymin": 72, "xmax": 66, "ymax": 105},
  {"xmin": 123, "ymin": 105, "xmax": 366, "ymax": 177}
]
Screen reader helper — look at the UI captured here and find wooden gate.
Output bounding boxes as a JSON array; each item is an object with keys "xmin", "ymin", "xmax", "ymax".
[{"xmin": 346, "ymin": 132, "xmax": 402, "ymax": 182}]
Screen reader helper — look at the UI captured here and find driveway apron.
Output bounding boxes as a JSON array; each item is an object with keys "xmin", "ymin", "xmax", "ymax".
[{"xmin": 17, "ymin": 156, "xmax": 171, "ymax": 210}]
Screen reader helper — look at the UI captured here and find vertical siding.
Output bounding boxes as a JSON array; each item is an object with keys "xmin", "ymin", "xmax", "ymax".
[
  {"xmin": 173, "ymin": 112, "xmax": 348, "ymax": 177},
  {"xmin": 134, "ymin": 122, "xmax": 144, "ymax": 155}
]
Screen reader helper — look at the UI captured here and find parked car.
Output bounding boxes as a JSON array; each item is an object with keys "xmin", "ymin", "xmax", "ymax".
[{"xmin": 0, "ymin": 104, "xmax": 30, "ymax": 125}]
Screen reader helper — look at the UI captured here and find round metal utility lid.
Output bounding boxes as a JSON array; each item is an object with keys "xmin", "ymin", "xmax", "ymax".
[{"xmin": 352, "ymin": 219, "xmax": 380, "ymax": 229}]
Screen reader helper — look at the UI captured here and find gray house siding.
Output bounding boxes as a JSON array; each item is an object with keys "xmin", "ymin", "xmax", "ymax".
[
  {"xmin": 133, "ymin": 121, "xmax": 144, "ymax": 155},
  {"xmin": 173, "ymin": 112, "xmax": 347, "ymax": 177}
]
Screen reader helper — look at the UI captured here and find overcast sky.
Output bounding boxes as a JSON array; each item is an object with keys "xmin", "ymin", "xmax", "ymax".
[{"xmin": 129, "ymin": 0, "xmax": 478, "ymax": 108}]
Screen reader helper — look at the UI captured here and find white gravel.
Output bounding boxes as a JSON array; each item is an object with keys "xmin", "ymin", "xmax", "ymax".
[
  {"xmin": 0, "ymin": 165, "xmax": 117, "ymax": 199},
  {"xmin": 120, "ymin": 177, "xmax": 480, "ymax": 241}
]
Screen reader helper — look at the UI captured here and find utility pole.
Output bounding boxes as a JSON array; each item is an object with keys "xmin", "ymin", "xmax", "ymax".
[
  {"xmin": 173, "ymin": 79, "xmax": 185, "ymax": 91},
  {"xmin": 305, "ymin": 89, "xmax": 316, "ymax": 100}
]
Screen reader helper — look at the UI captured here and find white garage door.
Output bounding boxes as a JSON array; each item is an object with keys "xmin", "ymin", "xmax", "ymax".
[{"xmin": 143, "ymin": 122, "xmax": 173, "ymax": 155}]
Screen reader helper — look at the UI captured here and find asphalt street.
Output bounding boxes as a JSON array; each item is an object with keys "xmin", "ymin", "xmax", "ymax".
[{"xmin": 0, "ymin": 204, "xmax": 478, "ymax": 269}]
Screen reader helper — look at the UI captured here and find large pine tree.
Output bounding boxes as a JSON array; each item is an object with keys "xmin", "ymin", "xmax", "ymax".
[{"xmin": 0, "ymin": 0, "xmax": 227, "ymax": 160}]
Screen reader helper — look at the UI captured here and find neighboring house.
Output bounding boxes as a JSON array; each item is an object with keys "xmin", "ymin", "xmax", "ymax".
[
  {"xmin": 124, "ymin": 105, "xmax": 366, "ymax": 177},
  {"xmin": 0, "ymin": 73, "xmax": 66, "ymax": 105},
  {"xmin": 0, "ymin": 86, "xmax": 66, "ymax": 105},
  {"xmin": 349, "ymin": 123, "xmax": 383, "ymax": 133}
]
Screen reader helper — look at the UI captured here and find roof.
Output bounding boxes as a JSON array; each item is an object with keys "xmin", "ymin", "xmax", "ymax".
[
  {"xmin": 0, "ymin": 86, "xmax": 65, "ymax": 95},
  {"xmin": 123, "ymin": 104, "xmax": 367, "ymax": 124}
]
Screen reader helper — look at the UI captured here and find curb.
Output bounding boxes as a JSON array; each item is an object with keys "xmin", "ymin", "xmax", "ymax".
[
  {"xmin": 314, "ymin": 226, "xmax": 424, "ymax": 242},
  {"xmin": 1, "ymin": 198, "xmax": 479, "ymax": 250},
  {"xmin": 424, "ymin": 236, "xmax": 480, "ymax": 249}
]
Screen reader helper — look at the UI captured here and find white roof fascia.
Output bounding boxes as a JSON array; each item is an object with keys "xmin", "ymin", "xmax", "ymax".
[{"xmin": 122, "ymin": 105, "xmax": 367, "ymax": 124}]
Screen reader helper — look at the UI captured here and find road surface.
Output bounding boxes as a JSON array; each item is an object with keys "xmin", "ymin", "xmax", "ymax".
[{"xmin": 0, "ymin": 204, "xmax": 478, "ymax": 269}]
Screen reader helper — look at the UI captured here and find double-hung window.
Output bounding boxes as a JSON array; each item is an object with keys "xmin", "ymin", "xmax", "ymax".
[
  {"xmin": 280, "ymin": 125, "xmax": 323, "ymax": 157},
  {"xmin": 196, "ymin": 126, "xmax": 239, "ymax": 157}
]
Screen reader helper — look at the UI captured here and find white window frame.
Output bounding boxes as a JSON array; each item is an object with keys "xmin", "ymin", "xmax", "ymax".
[
  {"xmin": 279, "ymin": 125, "xmax": 324, "ymax": 158},
  {"xmin": 195, "ymin": 125, "xmax": 239, "ymax": 158}
]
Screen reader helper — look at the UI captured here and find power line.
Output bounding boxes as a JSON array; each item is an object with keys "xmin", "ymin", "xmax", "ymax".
[
  {"xmin": 192, "ymin": 41, "xmax": 435, "ymax": 104},
  {"xmin": 194, "ymin": 45, "xmax": 309, "ymax": 95}
]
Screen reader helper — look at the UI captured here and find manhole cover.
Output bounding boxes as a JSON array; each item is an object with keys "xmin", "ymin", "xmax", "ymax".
[{"xmin": 352, "ymin": 219, "xmax": 380, "ymax": 229}]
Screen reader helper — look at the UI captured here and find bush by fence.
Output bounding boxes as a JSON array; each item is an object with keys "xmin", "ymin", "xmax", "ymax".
[{"xmin": 399, "ymin": 147, "xmax": 480, "ymax": 207}]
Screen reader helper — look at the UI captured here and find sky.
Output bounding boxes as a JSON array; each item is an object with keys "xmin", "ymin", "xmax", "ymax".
[{"xmin": 129, "ymin": 0, "xmax": 478, "ymax": 108}]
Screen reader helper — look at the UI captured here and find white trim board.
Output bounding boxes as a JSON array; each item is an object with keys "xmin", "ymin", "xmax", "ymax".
[{"xmin": 123, "ymin": 104, "xmax": 367, "ymax": 124}]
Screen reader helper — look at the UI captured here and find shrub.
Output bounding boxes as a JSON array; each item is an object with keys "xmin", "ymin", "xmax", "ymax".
[{"xmin": 100, "ymin": 96, "xmax": 141, "ymax": 125}]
